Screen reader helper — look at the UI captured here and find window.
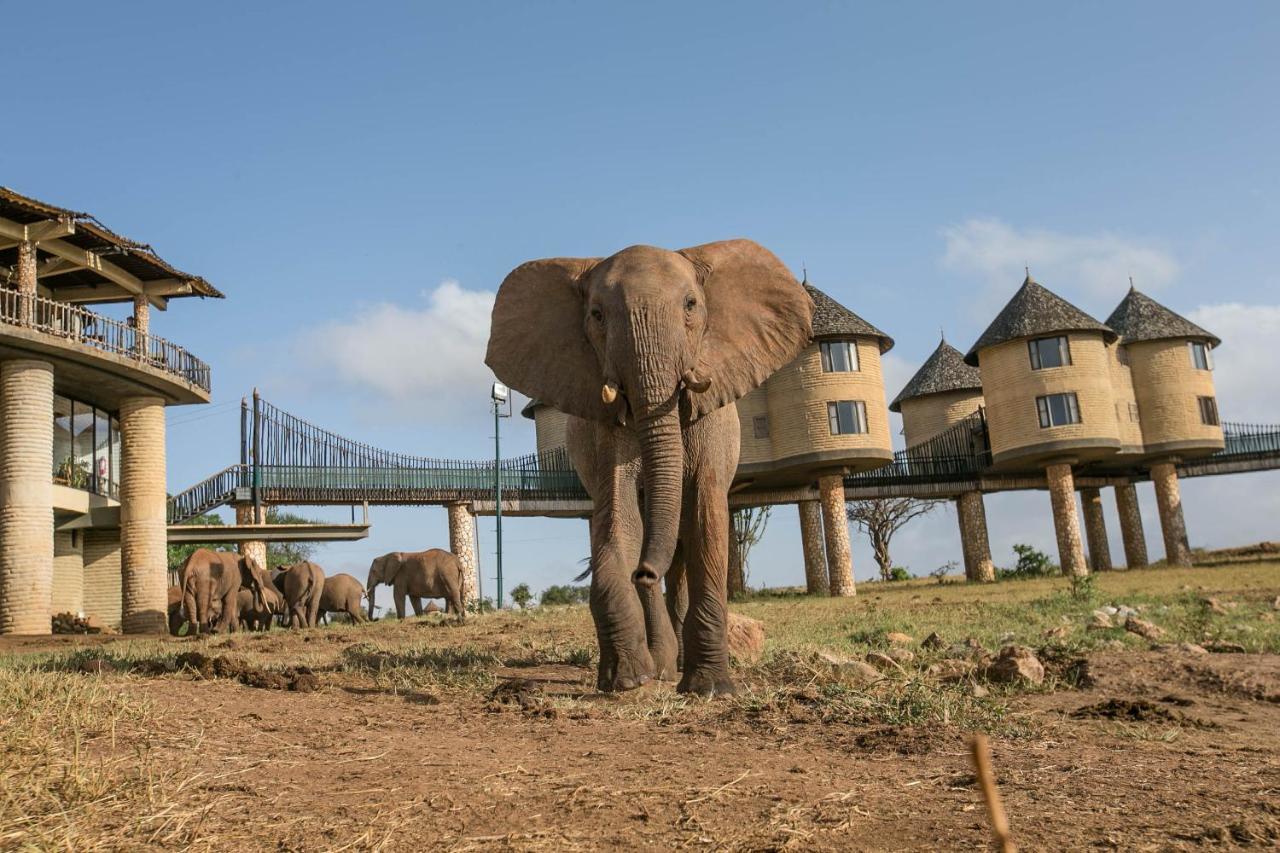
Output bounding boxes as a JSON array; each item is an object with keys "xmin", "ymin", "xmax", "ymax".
[
  {"xmin": 1198, "ymin": 396, "xmax": 1219, "ymax": 426},
  {"xmin": 1189, "ymin": 341, "xmax": 1213, "ymax": 371},
  {"xmin": 1117, "ymin": 346, "xmax": 1130, "ymax": 366},
  {"xmin": 1028, "ymin": 336, "xmax": 1072, "ymax": 370},
  {"xmin": 820, "ymin": 340, "xmax": 859, "ymax": 372},
  {"xmin": 51, "ymin": 395, "xmax": 118, "ymax": 498},
  {"xmin": 752, "ymin": 414, "xmax": 770, "ymax": 439},
  {"xmin": 1036, "ymin": 392, "xmax": 1082, "ymax": 428},
  {"xmin": 1128, "ymin": 402, "xmax": 1140, "ymax": 423},
  {"xmin": 827, "ymin": 400, "xmax": 868, "ymax": 435}
]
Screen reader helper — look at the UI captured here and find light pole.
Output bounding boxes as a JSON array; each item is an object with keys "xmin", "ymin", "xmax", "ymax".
[{"xmin": 491, "ymin": 381, "xmax": 511, "ymax": 607}]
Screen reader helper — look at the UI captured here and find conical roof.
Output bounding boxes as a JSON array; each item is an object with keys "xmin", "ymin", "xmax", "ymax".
[
  {"xmin": 1105, "ymin": 286, "xmax": 1220, "ymax": 348},
  {"xmin": 805, "ymin": 283, "xmax": 894, "ymax": 353},
  {"xmin": 964, "ymin": 274, "xmax": 1116, "ymax": 366},
  {"xmin": 889, "ymin": 339, "xmax": 983, "ymax": 412}
]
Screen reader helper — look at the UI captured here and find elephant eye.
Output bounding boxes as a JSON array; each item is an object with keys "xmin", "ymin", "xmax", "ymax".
[
  {"xmin": 685, "ymin": 296, "xmax": 697, "ymax": 312},
  {"xmin": 590, "ymin": 307, "xmax": 603, "ymax": 322}
]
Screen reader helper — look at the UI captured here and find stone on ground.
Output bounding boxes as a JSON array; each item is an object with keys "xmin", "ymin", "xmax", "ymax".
[
  {"xmin": 885, "ymin": 631, "xmax": 913, "ymax": 645},
  {"xmin": 1124, "ymin": 616, "xmax": 1166, "ymax": 641},
  {"xmin": 1177, "ymin": 642, "xmax": 1210, "ymax": 656},
  {"xmin": 886, "ymin": 647, "xmax": 915, "ymax": 664},
  {"xmin": 866, "ymin": 651, "xmax": 906, "ymax": 673},
  {"xmin": 727, "ymin": 612, "xmax": 765, "ymax": 664},
  {"xmin": 1088, "ymin": 610, "xmax": 1114, "ymax": 630},
  {"xmin": 984, "ymin": 645, "xmax": 1045, "ymax": 685},
  {"xmin": 921, "ymin": 631, "xmax": 945, "ymax": 650}
]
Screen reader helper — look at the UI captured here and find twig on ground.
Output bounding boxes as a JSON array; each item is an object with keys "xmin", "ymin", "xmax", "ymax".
[{"xmin": 969, "ymin": 733, "xmax": 1016, "ymax": 853}]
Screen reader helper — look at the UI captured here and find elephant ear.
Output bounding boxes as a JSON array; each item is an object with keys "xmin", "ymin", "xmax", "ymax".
[
  {"xmin": 679, "ymin": 239, "xmax": 814, "ymax": 420},
  {"xmin": 486, "ymin": 256, "xmax": 610, "ymax": 423}
]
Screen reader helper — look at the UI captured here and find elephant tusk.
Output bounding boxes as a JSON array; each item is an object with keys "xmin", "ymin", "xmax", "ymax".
[
  {"xmin": 601, "ymin": 382, "xmax": 619, "ymax": 404},
  {"xmin": 682, "ymin": 370, "xmax": 711, "ymax": 393}
]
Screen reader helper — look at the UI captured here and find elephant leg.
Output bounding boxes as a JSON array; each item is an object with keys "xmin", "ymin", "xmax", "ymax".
[
  {"xmin": 393, "ymin": 592, "xmax": 406, "ymax": 620},
  {"xmin": 308, "ymin": 590, "xmax": 322, "ymax": 628},
  {"xmin": 588, "ymin": 474, "xmax": 654, "ymax": 691},
  {"xmin": 217, "ymin": 590, "xmax": 238, "ymax": 634},
  {"xmin": 410, "ymin": 596, "xmax": 424, "ymax": 617},
  {"xmin": 677, "ymin": 475, "xmax": 735, "ymax": 697},
  {"xmin": 665, "ymin": 545, "xmax": 689, "ymax": 672}
]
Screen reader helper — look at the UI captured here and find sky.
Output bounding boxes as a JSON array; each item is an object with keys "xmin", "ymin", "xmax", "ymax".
[{"xmin": 4, "ymin": 2, "xmax": 1279, "ymax": 605}]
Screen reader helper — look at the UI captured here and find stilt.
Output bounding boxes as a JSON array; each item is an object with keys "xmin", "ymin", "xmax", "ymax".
[
  {"xmin": 1045, "ymin": 462, "xmax": 1087, "ymax": 578},
  {"xmin": 1080, "ymin": 487, "xmax": 1112, "ymax": 572},
  {"xmin": 1114, "ymin": 482, "xmax": 1148, "ymax": 569}
]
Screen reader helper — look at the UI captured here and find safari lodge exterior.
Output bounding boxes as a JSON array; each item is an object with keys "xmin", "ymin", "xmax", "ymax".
[{"xmin": 0, "ymin": 188, "xmax": 220, "ymax": 635}]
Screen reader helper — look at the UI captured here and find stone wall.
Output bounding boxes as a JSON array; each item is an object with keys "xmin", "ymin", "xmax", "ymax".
[
  {"xmin": 83, "ymin": 529, "xmax": 122, "ymax": 630},
  {"xmin": 900, "ymin": 390, "xmax": 985, "ymax": 449},
  {"xmin": 52, "ymin": 530, "xmax": 84, "ymax": 616},
  {"xmin": 1129, "ymin": 339, "xmax": 1223, "ymax": 455}
]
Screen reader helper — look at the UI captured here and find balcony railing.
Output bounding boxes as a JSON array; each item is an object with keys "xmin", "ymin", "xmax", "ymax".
[{"xmin": 0, "ymin": 289, "xmax": 211, "ymax": 393}]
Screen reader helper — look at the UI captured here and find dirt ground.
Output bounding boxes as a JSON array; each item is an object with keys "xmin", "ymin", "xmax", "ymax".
[{"xmin": 4, "ymin": 568, "xmax": 1280, "ymax": 851}]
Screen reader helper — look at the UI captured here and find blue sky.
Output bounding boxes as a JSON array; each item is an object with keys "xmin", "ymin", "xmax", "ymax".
[{"xmin": 5, "ymin": 2, "xmax": 1278, "ymax": 602}]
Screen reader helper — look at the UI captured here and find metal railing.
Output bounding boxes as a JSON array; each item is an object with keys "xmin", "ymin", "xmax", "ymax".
[
  {"xmin": 846, "ymin": 408, "xmax": 993, "ymax": 487},
  {"xmin": 1217, "ymin": 422, "xmax": 1280, "ymax": 459},
  {"xmin": 167, "ymin": 464, "xmax": 248, "ymax": 523},
  {"xmin": 0, "ymin": 289, "xmax": 211, "ymax": 392}
]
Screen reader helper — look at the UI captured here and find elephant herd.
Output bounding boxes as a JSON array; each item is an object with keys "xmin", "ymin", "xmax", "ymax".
[{"xmin": 169, "ymin": 546, "xmax": 467, "ymax": 635}]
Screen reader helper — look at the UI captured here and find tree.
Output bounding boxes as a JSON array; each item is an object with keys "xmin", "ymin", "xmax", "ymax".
[
  {"xmin": 263, "ymin": 506, "xmax": 320, "ymax": 569},
  {"xmin": 167, "ymin": 512, "xmax": 230, "ymax": 573},
  {"xmin": 510, "ymin": 583, "xmax": 533, "ymax": 609},
  {"xmin": 540, "ymin": 584, "xmax": 591, "ymax": 606},
  {"xmin": 728, "ymin": 506, "xmax": 771, "ymax": 598},
  {"xmin": 845, "ymin": 498, "xmax": 942, "ymax": 582}
]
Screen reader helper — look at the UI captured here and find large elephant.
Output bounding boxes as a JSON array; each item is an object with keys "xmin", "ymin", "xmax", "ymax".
[
  {"xmin": 486, "ymin": 240, "xmax": 811, "ymax": 696},
  {"xmin": 366, "ymin": 549, "xmax": 465, "ymax": 622},
  {"xmin": 278, "ymin": 561, "xmax": 326, "ymax": 628},
  {"xmin": 318, "ymin": 573, "xmax": 369, "ymax": 624},
  {"xmin": 180, "ymin": 548, "xmax": 278, "ymax": 635}
]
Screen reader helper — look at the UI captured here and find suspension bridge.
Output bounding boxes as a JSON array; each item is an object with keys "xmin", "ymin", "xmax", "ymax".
[{"xmin": 166, "ymin": 393, "xmax": 1280, "ymax": 528}]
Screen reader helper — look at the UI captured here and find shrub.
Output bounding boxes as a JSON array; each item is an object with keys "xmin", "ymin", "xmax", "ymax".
[
  {"xmin": 509, "ymin": 583, "xmax": 533, "ymax": 609},
  {"xmin": 1000, "ymin": 544, "xmax": 1055, "ymax": 579},
  {"xmin": 888, "ymin": 566, "xmax": 912, "ymax": 582},
  {"xmin": 540, "ymin": 584, "xmax": 591, "ymax": 606}
]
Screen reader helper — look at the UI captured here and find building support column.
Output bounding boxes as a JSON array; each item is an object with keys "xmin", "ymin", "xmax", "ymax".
[
  {"xmin": 235, "ymin": 503, "xmax": 268, "ymax": 571},
  {"xmin": 1114, "ymin": 482, "xmax": 1148, "ymax": 569},
  {"xmin": 1080, "ymin": 487, "xmax": 1112, "ymax": 572},
  {"xmin": 132, "ymin": 294, "xmax": 150, "ymax": 357},
  {"xmin": 956, "ymin": 490, "xmax": 995, "ymax": 582},
  {"xmin": 1151, "ymin": 461, "xmax": 1191, "ymax": 567},
  {"xmin": 15, "ymin": 240, "xmax": 37, "ymax": 325},
  {"xmin": 0, "ymin": 359, "xmax": 55, "ymax": 633},
  {"xmin": 447, "ymin": 502, "xmax": 480, "ymax": 606},
  {"xmin": 119, "ymin": 396, "xmax": 169, "ymax": 633},
  {"xmin": 818, "ymin": 474, "xmax": 855, "ymax": 597},
  {"xmin": 1045, "ymin": 462, "xmax": 1088, "ymax": 578},
  {"xmin": 82, "ymin": 530, "xmax": 122, "ymax": 630},
  {"xmin": 798, "ymin": 500, "xmax": 829, "ymax": 595}
]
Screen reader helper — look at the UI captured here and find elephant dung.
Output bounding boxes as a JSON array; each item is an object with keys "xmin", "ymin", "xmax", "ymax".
[
  {"xmin": 727, "ymin": 613, "xmax": 765, "ymax": 664},
  {"xmin": 983, "ymin": 645, "xmax": 1044, "ymax": 686}
]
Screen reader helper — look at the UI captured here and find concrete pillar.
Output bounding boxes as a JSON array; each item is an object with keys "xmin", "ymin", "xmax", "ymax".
[
  {"xmin": 16, "ymin": 240, "xmax": 36, "ymax": 325},
  {"xmin": 0, "ymin": 359, "xmax": 55, "ymax": 634},
  {"xmin": 447, "ymin": 502, "xmax": 479, "ymax": 605},
  {"xmin": 1045, "ymin": 462, "xmax": 1088, "ymax": 578},
  {"xmin": 1151, "ymin": 461, "xmax": 1191, "ymax": 567},
  {"xmin": 132, "ymin": 294, "xmax": 150, "ymax": 356},
  {"xmin": 235, "ymin": 503, "xmax": 268, "ymax": 570},
  {"xmin": 1080, "ymin": 487, "xmax": 1112, "ymax": 572},
  {"xmin": 818, "ymin": 473, "xmax": 855, "ymax": 597},
  {"xmin": 83, "ymin": 529, "xmax": 122, "ymax": 630},
  {"xmin": 798, "ymin": 500, "xmax": 829, "ymax": 595},
  {"xmin": 52, "ymin": 530, "xmax": 85, "ymax": 617},
  {"xmin": 956, "ymin": 490, "xmax": 995, "ymax": 582},
  {"xmin": 1114, "ymin": 483, "xmax": 1148, "ymax": 569},
  {"xmin": 119, "ymin": 396, "xmax": 168, "ymax": 633}
]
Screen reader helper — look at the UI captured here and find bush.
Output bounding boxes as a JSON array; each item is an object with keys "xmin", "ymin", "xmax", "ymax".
[
  {"xmin": 1000, "ymin": 544, "xmax": 1055, "ymax": 579},
  {"xmin": 540, "ymin": 584, "xmax": 591, "ymax": 607},
  {"xmin": 509, "ymin": 583, "xmax": 533, "ymax": 609},
  {"xmin": 888, "ymin": 567, "xmax": 912, "ymax": 582}
]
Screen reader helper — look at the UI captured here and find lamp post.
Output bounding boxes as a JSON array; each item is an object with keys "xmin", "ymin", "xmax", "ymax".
[{"xmin": 491, "ymin": 381, "xmax": 511, "ymax": 607}]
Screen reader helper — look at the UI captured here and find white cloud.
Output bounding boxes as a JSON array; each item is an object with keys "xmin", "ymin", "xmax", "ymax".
[
  {"xmin": 302, "ymin": 280, "xmax": 496, "ymax": 416},
  {"xmin": 1187, "ymin": 302, "xmax": 1280, "ymax": 424},
  {"xmin": 941, "ymin": 218, "xmax": 1180, "ymax": 315}
]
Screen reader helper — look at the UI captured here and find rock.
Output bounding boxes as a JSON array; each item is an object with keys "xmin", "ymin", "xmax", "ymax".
[
  {"xmin": 1042, "ymin": 626, "xmax": 1068, "ymax": 640},
  {"xmin": 1273, "ymin": 595, "xmax": 1280, "ymax": 611},
  {"xmin": 945, "ymin": 639, "xmax": 990, "ymax": 662},
  {"xmin": 1203, "ymin": 640, "xmax": 1246, "ymax": 654},
  {"xmin": 1124, "ymin": 617, "xmax": 1166, "ymax": 641},
  {"xmin": 815, "ymin": 650, "xmax": 853, "ymax": 666},
  {"xmin": 921, "ymin": 631, "xmax": 945, "ymax": 650},
  {"xmin": 927, "ymin": 659, "xmax": 974, "ymax": 682},
  {"xmin": 984, "ymin": 645, "xmax": 1045, "ymax": 686},
  {"xmin": 726, "ymin": 613, "xmax": 765, "ymax": 664},
  {"xmin": 1116, "ymin": 605, "xmax": 1139, "ymax": 619},
  {"xmin": 832, "ymin": 660, "xmax": 883, "ymax": 685},
  {"xmin": 1178, "ymin": 642, "xmax": 1210, "ymax": 656},
  {"xmin": 866, "ymin": 651, "xmax": 905, "ymax": 673},
  {"xmin": 1202, "ymin": 597, "xmax": 1233, "ymax": 615},
  {"xmin": 1088, "ymin": 610, "xmax": 1114, "ymax": 630},
  {"xmin": 77, "ymin": 658, "xmax": 117, "ymax": 675},
  {"xmin": 1100, "ymin": 606, "xmax": 1119, "ymax": 616},
  {"xmin": 970, "ymin": 683, "xmax": 990, "ymax": 699},
  {"xmin": 885, "ymin": 631, "xmax": 913, "ymax": 645},
  {"xmin": 886, "ymin": 647, "xmax": 915, "ymax": 664}
]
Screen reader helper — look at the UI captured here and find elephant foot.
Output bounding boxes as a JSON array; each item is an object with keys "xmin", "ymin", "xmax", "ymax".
[
  {"xmin": 649, "ymin": 644, "xmax": 679, "ymax": 682},
  {"xmin": 596, "ymin": 646, "xmax": 656, "ymax": 692},
  {"xmin": 677, "ymin": 668, "xmax": 737, "ymax": 698}
]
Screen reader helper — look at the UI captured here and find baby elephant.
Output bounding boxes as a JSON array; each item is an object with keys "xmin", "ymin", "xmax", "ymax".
[{"xmin": 318, "ymin": 573, "xmax": 369, "ymax": 624}]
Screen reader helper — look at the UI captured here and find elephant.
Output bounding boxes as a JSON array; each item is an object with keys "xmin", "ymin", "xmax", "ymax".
[
  {"xmin": 486, "ymin": 240, "xmax": 812, "ymax": 695},
  {"xmin": 318, "ymin": 573, "xmax": 369, "ymax": 624},
  {"xmin": 277, "ymin": 561, "xmax": 326, "ymax": 628},
  {"xmin": 179, "ymin": 548, "xmax": 278, "ymax": 635},
  {"xmin": 366, "ymin": 549, "xmax": 465, "ymax": 622},
  {"xmin": 167, "ymin": 585, "xmax": 186, "ymax": 635},
  {"xmin": 236, "ymin": 583, "xmax": 285, "ymax": 631}
]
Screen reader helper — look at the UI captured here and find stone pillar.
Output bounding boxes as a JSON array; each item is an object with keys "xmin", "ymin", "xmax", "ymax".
[
  {"xmin": 15, "ymin": 240, "xmax": 36, "ymax": 325},
  {"xmin": 1080, "ymin": 487, "xmax": 1112, "ymax": 572},
  {"xmin": 132, "ymin": 294, "xmax": 150, "ymax": 356},
  {"xmin": 52, "ymin": 530, "xmax": 85, "ymax": 617},
  {"xmin": 83, "ymin": 529, "xmax": 122, "ymax": 630},
  {"xmin": 235, "ymin": 503, "xmax": 268, "ymax": 570},
  {"xmin": 798, "ymin": 500, "xmax": 829, "ymax": 595},
  {"xmin": 1151, "ymin": 462, "xmax": 1191, "ymax": 567},
  {"xmin": 1045, "ymin": 462, "xmax": 1088, "ymax": 578},
  {"xmin": 0, "ymin": 359, "xmax": 55, "ymax": 634},
  {"xmin": 119, "ymin": 396, "xmax": 168, "ymax": 633},
  {"xmin": 447, "ymin": 502, "xmax": 479, "ymax": 605},
  {"xmin": 818, "ymin": 473, "xmax": 855, "ymax": 597},
  {"xmin": 1113, "ymin": 483, "xmax": 1148, "ymax": 569},
  {"xmin": 956, "ymin": 490, "xmax": 995, "ymax": 582}
]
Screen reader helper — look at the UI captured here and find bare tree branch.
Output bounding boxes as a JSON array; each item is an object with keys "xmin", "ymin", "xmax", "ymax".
[{"xmin": 846, "ymin": 498, "xmax": 942, "ymax": 581}]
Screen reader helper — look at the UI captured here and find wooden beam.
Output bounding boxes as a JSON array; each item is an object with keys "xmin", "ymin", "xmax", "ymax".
[
  {"xmin": 50, "ymin": 278, "xmax": 192, "ymax": 303},
  {"xmin": 0, "ymin": 217, "xmax": 75, "ymax": 242},
  {"xmin": 34, "ymin": 257, "xmax": 79, "ymax": 279}
]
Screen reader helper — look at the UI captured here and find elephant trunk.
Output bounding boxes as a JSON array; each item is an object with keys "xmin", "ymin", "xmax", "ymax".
[{"xmin": 631, "ymin": 398, "xmax": 683, "ymax": 589}]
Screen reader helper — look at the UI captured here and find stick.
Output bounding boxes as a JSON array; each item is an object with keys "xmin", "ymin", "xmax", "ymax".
[{"xmin": 969, "ymin": 734, "xmax": 1016, "ymax": 853}]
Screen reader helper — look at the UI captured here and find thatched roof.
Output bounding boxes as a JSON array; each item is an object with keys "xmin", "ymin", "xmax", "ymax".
[
  {"xmin": 1105, "ymin": 285, "xmax": 1220, "ymax": 348},
  {"xmin": 889, "ymin": 339, "xmax": 983, "ymax": 412},
  {"xmin": 964, "ymin": 274, "xmax": 1115, "ymax": 366},
  {"xmin": 0, "ymin": 186, "xmax": 223, "ymax": 303},
  {"xmin": 805, "ymin": 283, "xmax": 894, "ymax": 353},
  {"xmin": 520, "ymin": 398, "xmax": 541, "ymax": 420}
]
